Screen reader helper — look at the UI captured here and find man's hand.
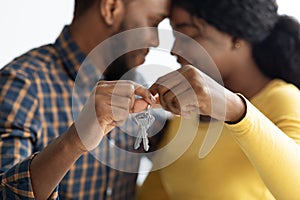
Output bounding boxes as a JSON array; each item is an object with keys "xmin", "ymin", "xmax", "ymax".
[{"xmin": 75, "ymin": 80, "xmax": 155, "ymax": 151}]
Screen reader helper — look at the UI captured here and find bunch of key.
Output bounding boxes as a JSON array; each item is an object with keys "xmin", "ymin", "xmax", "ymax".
[{"xmin": 134, "ymin": 105, "xmax": 155, "ymax": 151}]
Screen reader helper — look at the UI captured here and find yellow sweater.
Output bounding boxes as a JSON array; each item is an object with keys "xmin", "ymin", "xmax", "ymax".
[{"xmin": 138, "ymin": 79, "xmax": 300, "ymax": 200}]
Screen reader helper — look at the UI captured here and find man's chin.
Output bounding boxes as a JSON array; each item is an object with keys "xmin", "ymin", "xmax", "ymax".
[
  {"xmin": 134, "ymin": 56, "xmax": 146, "ymax": 67},
  {"xmin": 127, "ymin": 53, "xmax": 147, "ymax": 68}
]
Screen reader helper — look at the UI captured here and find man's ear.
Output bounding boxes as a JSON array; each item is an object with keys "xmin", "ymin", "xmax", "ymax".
[{"xmin": 100, "ymin": 0, "xmax": 124, "ymax": 26}]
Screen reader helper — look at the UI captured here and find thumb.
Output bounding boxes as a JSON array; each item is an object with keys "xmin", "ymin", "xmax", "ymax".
[
  {"xmin": 132, "ymin": 98, "xmax": 161, "ymax": 113},
  {"xmin": 149, "ymin": 83, "xmax": 159, "ymax": 95},
  {"xmin": 131, "ymin": 99, "xmax": 148, "ymax": 113}
]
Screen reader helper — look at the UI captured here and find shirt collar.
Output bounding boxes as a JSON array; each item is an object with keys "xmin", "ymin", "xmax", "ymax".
[{"xmin": 54, "ymin": 25, "xmax": 86, "ymax": 80}]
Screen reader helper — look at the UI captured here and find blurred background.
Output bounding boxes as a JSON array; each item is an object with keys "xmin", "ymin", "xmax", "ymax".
[{"xmin": 1, "ymin": 0, "xmax": 299, "ymax": 70}]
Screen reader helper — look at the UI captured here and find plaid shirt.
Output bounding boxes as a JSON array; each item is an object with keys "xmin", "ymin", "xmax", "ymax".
[{"xmin": 0, "ymin": 26, "xmax": 165, "ymax": 199}]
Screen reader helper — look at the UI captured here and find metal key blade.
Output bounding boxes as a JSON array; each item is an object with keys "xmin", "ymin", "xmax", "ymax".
[
  {"xmin": 142, "ymin": 126, "xmax": 150, "ymax": 151},
  {"xmin": 133, "ymin": 105, "xmax": 155, "ymax": 151},
  {"xmin": 134, "ymin": 111, "xmax": 148, "ymax": 150},
  {"xmin": 134, "ymin": 125, "xmax": 143, "ymax": 149}
]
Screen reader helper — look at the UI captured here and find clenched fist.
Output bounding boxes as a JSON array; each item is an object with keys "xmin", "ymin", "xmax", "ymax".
[
  {"xmin": 150, "ymin": 65, "xmax": 245, "ymax": 122},
  {"xmin": 75, "ymin": 80, "xmax": 156, "ymax": 151}
]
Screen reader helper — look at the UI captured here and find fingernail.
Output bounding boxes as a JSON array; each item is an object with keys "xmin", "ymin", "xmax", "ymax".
[{"xmin": 151, "ymin": 95, "xmax": 157, "ymax": 104}]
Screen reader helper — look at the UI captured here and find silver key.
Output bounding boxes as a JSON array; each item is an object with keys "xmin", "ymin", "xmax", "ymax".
[{"xmin": 134, "ymin": 105, "xmax": 155, "ymax": 151}]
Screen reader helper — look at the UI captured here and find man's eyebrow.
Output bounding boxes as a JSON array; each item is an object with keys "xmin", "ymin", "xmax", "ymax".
[
  {"xmin": 157, "ymin": 12, "xmax": 169, "ymax": 19},
  {"xmin": 173, "ymin": 23, "xmax": 194, "ymax": 29}
]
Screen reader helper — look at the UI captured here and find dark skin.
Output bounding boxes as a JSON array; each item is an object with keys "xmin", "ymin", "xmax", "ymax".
[
  {"xmin": 169, "ymin": 6, "xmax": 271, "ymax": 100},
  {"xmin": 29, "ymin": 0, "xmax": 170, "ymax": 199},
  {"xmin": 104, "ymin": 0, "xmax": 169, "ymax": 80},
  {"xmin": 147, "ymin": 6, "xmax": 300, "ymax": 200},
  {"xmin": 150, "ymin": 6, "xmax": 271, "ymax": 122}
]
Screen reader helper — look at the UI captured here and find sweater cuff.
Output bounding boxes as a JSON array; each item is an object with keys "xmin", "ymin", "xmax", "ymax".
[{"xmin": 225, "ymin": 95, "xmax": 256, "ymax": 137}]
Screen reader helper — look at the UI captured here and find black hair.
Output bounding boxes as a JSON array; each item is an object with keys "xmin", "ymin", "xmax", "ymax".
[
  {"xmin": 173, "ymin": 0, "xmax": 300, "ymax": 88},
  {"xmin": 253, "ymin": 15, "xmax": 300, "ymax": 88},
  {"xmin": 74, "ymin": 0, "xmax": 98, "ymax": 17}
]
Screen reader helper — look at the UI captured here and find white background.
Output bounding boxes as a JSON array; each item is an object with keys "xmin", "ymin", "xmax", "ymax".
[{"xmin": 0, "ymin": 0, "xmax": 299, "ymax": 69}]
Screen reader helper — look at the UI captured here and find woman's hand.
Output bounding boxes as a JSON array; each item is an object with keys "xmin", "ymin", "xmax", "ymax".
[{"xmin": 150, "ymin": 65, "xmax": 245, "ymax": 122}]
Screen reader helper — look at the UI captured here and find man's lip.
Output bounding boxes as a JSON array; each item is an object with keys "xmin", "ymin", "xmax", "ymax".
[
  {"xmin": 134, "ymin": 48, "xmax": 149, "ymax": 56},
  {"xmin": 144, "ymin": 48, "xmax": 149, "ymax": 55}
]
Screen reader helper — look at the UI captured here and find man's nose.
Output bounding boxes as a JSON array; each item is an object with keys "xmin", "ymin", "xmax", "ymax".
[
  {"xmin": 171, "ymin": 42, "xmax": 191, "ymax": 65},
  {"xmin": 149, "ymin": 28, "xmax": 159, "ymax": 48}
]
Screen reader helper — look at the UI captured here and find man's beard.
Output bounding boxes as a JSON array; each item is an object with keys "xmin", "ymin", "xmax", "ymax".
[
  {"xmin": 103, "ymin": 53, "xmax": 137, "ymax": 81},
  {"xmin": 101, "ymin": 20, "xmax": 134, "ymax": 81},
  {"xmin": 102, "ymin": 20, "xmax": 149, "ymax": 81}
]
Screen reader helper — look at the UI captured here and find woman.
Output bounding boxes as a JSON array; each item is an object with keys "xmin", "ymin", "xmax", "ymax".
[{"xmin": 138, "ymin": 0, "xmax": 300, "ymax": 199}]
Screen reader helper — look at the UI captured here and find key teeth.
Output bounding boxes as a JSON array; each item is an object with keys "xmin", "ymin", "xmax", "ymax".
[
  {"xmin": 144, "ymin": 145, "xmax": 149, "ymax": 151},
  {"xmin": 143, "ymin": 137, "xmax": 149, "ymax": 152},
  {"xmin": 134, "ymin": 138, "xmax": 141, "ymax": 150}
]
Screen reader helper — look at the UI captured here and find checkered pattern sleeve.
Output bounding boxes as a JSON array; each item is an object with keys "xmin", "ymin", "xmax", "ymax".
[
  {"xmin": 0, "ymin": 65, "xmax": 58, "ymax": 199},
  {"xmin": 0, "ymin": 154, "xmax": 58, "ymax": 199}
]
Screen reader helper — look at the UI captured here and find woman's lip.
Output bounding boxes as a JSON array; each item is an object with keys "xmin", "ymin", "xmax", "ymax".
[{"xmin": 177, "ymin": 57, "xmax": 190, "ymax": 65}]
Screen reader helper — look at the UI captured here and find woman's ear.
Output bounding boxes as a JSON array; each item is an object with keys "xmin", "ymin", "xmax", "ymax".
[
  {"xmin": 231, "ymin": 38, "xmax": 242, "ymax": 50},
  {"xmin": 100, "ymin": 0, "xmax": 125, "ymax": 26},
  {"xmin": 191, "ymin": 16, "xmax": 207, "ymax": 34}
]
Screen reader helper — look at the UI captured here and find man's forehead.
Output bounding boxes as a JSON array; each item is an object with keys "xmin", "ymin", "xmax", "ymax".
[{"xmin": 128, "ymin": 0, "xmax": 170, "ymax": 16}]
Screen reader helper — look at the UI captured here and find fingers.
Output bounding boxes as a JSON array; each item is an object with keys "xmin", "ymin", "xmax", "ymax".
[
  {"xmin": 149, "ymin": 70, "xmax": 183, "ymax": 95},
  {"xmin": 150, "ymin": 71, "xmax": 187, "ymax": 111},
  {"xmin": 150, "ymin": 68, "xmax": 183, "ymax": 111},
  {"xmin": 150, "ymin": 65, "xmax": 202, "ymax": 115},
  {"xmin": 76, "ymin": 80, "xmax": 157, "ymax": 151},
  {"xmin": 132, "ymin": 99, "xmax": 149, "ymax": 113},
  {"xmin": 98, "ymin": 80, "xmax": 135, "ymax": 97},
  {"xmin": 134, "ymin": 83, "xmax": 156, "ymax": 105},
  {"xmin": 98, "ymin": 80, "xmax": 155, "ymax": 105},
  {"xmin": 110, "ymin": 96, "xmax": 131, "ymax": 118},
  {"xmin": 95, "ymin": 80, "xmax": 156, "ymax": 127}
]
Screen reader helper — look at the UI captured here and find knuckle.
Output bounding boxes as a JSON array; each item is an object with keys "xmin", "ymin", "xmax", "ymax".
[
  {"xmin": 189, "ymin": 78, "xmax": 197, "ymax": 85},
  {"xmin": 165, "ymin": 93, "xmax": 174, "ymax": 103},
  {"xmin": 125, "ymin": 98, "xmax": 131, "ymax": 106},
  {"xmin": 127, "ymin": 83, "xmax": 135, "ymax": 93},
  {"xmin": 156, "ymin": 77, "xmax": 164, "ymax": 84},
  {"xmin": 97, "ymin": 80, "xmax": 105, "ymax": 86}
]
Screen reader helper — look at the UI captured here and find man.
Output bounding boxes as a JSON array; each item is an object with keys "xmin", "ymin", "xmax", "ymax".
[{"xmin": 0, "ymin": 0, "xmax": 170, "ymax": 199}]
